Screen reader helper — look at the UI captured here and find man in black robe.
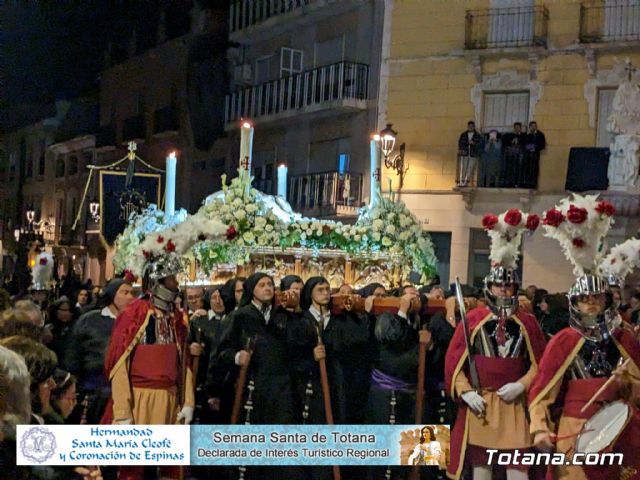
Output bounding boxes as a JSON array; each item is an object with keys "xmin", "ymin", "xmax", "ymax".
[
  {"xmin": 522, "ymin": 121, "xmax": 546, "ymax": 189},
  {"xmin": 501, "ymin": 122, "xmax": 526, "ymax": 187}
]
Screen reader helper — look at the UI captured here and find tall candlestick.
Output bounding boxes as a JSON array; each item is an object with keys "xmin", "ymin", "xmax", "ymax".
[
  {"xmin": 277, "ymin": 164, "xmax": 288, "ymax": 199},
  {"xmin": 239, "ymin": 121, "xmax": 254, "ymax": 180},
  {"xmin": 370, "ymin": 135, "xmax": 381, "ymax": 207},
  {"xmin": 165, "ymin": 151, "xmax": 177, "ymax": 217}
]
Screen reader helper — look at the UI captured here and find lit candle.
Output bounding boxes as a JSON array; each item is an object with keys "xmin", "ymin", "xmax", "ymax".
[
  {"xmin": 165, "ymin": 151, "xmax": 177, "ymax": 216},
  {"xmin": 239, "ymin": 121, "xmax": 254, "ymax": 180},
  {"xmin": 370, "ymin": 134, "xmax": 381, "ymax": 207},
  {"xmin": 277, "ymin": 164, "xmax": 288, "ymax": 198}
]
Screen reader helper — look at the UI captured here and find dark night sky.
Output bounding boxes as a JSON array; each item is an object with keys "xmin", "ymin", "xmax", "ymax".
[{"xmin": 1, "ymin": 1, "xmax": 192, "ymax": 130}]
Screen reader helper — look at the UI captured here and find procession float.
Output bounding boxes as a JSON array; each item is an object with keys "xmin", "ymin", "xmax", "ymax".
[{"xmin": 111, "ymin": 122, "xmax": 438, "ymax": 289}]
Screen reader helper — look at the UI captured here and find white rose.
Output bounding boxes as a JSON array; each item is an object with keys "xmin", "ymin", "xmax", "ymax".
[
  {"xmin": 255, "ymin": 217, "xmax": 267, "ymax": 228},
  {"xmin": 382, "ymin": 236, "xmax": 392, "ymax": 247},
  {"xmin": 234, "ymin": 209, "xmax": 246, "ymax": 220},
  {"xmin": 265, "ymin": 224, "xmax": 274, "ymax": 232},
  {"xmin": 372, "ymin": 232, "xmax": 381, "ymax": 242},
  {"xmin": 372, "ymin": 210, "xmax": 381, "ymax": 220},
  {"xmin": 306, "ymin": 229, "xmax": 313, "ymax": 236},
  {"xmin": 386, "ymin": 225, "xmax": 396, "ymax": 235},
  {"xmin": 232, "ymin": 197, "xmax": 243, "ymax": 207},
  {"xmin": 246, "ymin": 204, "xmax": 258, "ymax": 214},
  {"xmin": 372, "ymin": 219, "xmax": 384, "ymax": 231},
  {"xmin": 354, "ymin": 234, "xmax": 361, "ymax": 242},
  {"xmin": 243, "ymin": 232, "xmax": 255, "ymax": 243}
]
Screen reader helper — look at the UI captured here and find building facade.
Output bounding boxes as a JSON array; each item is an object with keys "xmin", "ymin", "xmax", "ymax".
[
  {"xmin": 379, "ymin": 0, "xmax": 640, "ymax": 291},
  {"xmin": 223, "ymin": 0, "xmax": 385, "ymax": 219}
]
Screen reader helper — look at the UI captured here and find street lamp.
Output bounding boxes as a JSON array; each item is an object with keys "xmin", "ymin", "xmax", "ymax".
[
  {"xmin": 380, "ymin": 123, "xmax": 406, "ymax": 176},
  {"xmin": 89, "ymin": 198, "xmax": 100, "ymax": 222}
]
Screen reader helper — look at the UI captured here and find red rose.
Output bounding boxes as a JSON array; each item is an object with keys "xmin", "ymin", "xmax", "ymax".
[
  {"xmin": 123, "ymin": 269, "xmax": 135, "ymax": 283},
  {"xmin": 543, "ymin": 208, "xmax": 564, "ymax": 227},
  {"xmin": 226, "ymin": 226, "xmax": 238, "ymax": 240},
  {"xmin": 481, "ymin": 214, "xmax": 499, "ymax": 230},
  {"xmin": 143, "ymin": 250, "xmax": 150, "ymax": 259},
  {"xmin": 595, "ymin": 200, "xmax": 615, "ymax": 217},
  {"xmin": 504, "ymin": 209, "xmax": 522, "ymax": 227},
  {"xmin": 572, "ymin": 238, "xmax": 585, "ymax": 248},
  {"xmin": 157, "ymin": 235, "xmax": 165, "ymax": 244},
  {"xmin": 39, "ymin": 258, "xmax": 48, "ymax": 266},
  {"xmin": 525, "ymin": 214, "xmax": 540, "ymax": 231},
  {"xmin": 165, "ymin": 240, "xmax": 176, "ymax": 253},
  {"xmin": 567, "ymin": 204, "xmax": 588, "ymax": 224}
]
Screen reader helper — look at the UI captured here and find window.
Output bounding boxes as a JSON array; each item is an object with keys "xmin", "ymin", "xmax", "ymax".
[
  {"xmin": 596, "ymin": 87, "xmax": 616, "ymax": 147},
  {"xmin": 604, "ymin": 0, "xmax": 640, "ymax": 41},
  {"xmin": 309, "ymin": 138, "xmax": 350, "ymax": 172},
  {"xmin": 338, "ymin": 154, "xmax": 350, "ymax": 174},
  {"xmin": 488, "ymin": 0, "xmax": 535, "ymax": 47},
  {"xmin": 482, "ymin": 91, "xmax": 530, "ymax": 132},
  {"xmin": 68, "ymin": 155, "xmax": 78, "ymax": 175},
  {"xmin": 56, "ymin": 156, "xmax": 65, "ymax": 177},
  {"xmin": 255, "ymin": 55, "xmax": 274, "ymax": 84},
  {"xmin": 38, "ymin": 140, "xmax": 46, "ymax": 176},
  {"xmin": 280, "ymin": 47, "xmax": 304, "ymax": 77},
  {"xmin": 314, "ymin": 35, "xmax": 344, "ymax": 67}
]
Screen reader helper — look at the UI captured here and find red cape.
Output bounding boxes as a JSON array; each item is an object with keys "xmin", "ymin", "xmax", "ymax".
[
  {"xmin": 528, "ymin": 326, "xmax": 640, "ymax": 408},
  {"xmin": 100, "ymin": 297, "xmax": 189, "ymax": 424},
  {"xmin": 444, "ymin": 307, "xmax": 546, "ymax": 479}
]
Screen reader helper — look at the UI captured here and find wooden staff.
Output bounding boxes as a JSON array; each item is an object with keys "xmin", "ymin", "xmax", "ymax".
[
  {"xmin": 231, "ymin": 337, "xmax": 254, "ymax": 425},
  {"xmin": 410, "ymin": 329, "xmax": 431, "ymax": 480},
  {"xmin": 580, "ymin": 358, "xmax": 630, "ymax": 414},
  {"xmin": 315, "ymin": 310, "xmax": 341, "ymax": 480}
]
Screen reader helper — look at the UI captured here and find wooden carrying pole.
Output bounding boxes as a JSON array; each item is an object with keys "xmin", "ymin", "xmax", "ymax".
[
  {"xmin": 231, "ymin": 338, "xmax": 253, "ymax": 425},
  {"xmin": 410, "ymin": 329, "xmax": 431, "ymax": 480},
  {"xmin": 316, "ymin": 323, "xmax": 341, "ymax": 480}
]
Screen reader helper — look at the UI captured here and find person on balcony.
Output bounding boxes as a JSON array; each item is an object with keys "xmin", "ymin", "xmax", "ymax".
[
  {"xmin": 479, "ymin": 130, "xmax": 502, "ymax": 188},
  {"xmin": 522, "ymin": 121, "xmax": 546, "ymax": 189},
  {"xmin": 501, "ymin": 122, "xmax": 526, "ymax": 187},
  {"xmin": 457, "ymin": 121, "xmax": 484, "ymax": 187}
]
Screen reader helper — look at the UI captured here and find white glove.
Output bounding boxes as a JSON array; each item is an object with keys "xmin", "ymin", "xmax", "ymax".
[
  {"xmin": 496, "ymin": 382, "xmax": 525, "ymax": 403},
  {"xmin": 115, "ymin": 418, "xmax": 133, "ymax": 425},
  {"xmin": 176, "ymin": 406, "xmax": 194, "ymax": 425},
  {"xmin": 461, "ymin": 391, "xmax": 486, "ymax": 415}
]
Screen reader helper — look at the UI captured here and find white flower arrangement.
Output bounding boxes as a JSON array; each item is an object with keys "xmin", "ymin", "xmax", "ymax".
[{"xmin": 541, "ymin": 194, "xmax": 615, "ymax": 276}]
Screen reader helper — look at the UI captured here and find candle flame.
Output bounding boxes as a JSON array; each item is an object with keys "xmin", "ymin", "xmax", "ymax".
[
  {"xmin": 372, "ymin": 134, "xmax": 381, "ymax": 141},
  {"xmin": 278, "ymin": 164, "xmax": 287, "ymax": 169},
  {"xmin": 241, "ymin": 121, "xmax": 253, "ymax": 129},
  {"xmin": 168, "ymin": 151, "xmax": 177, "ymax": 160}
]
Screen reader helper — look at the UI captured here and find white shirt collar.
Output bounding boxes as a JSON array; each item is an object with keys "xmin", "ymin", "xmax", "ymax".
[
  {"xmin": 208, "ymin": 310, "xmax": 224, "ymax": 320},
  {"xmin": 101, "ymin": 306, "xmax": 117, "ymax": 319},
  {"xmin": 252, "ymin": 300, "xmax": 271, "ymax": 323},
  {"xmin": 309, "ymin": 305, "xmax": 330, "ymax": 329}
]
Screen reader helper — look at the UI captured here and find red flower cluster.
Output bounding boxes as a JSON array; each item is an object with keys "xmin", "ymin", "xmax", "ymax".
[
  {"xmin": 39, "ymin": 258, "xmax": 48, "ymax": 266},
  {"xmin": 165, "ymin": 240, "xmax": 176, "ymax": 253},
  {"xmin": 504, "ymin": 209, "xmax": 522, "ymax": 226},
  {"xmin": 157, "ymin": 235, "xmax": 165, "ymax": 244},
  {"xmin": 123, "ymin": 269, "xmax": 135, "ymax": 283},
  {"xmin": 142, "ymin": 250, "xmax": 150, "ymax": 259},
  {"xmin": 525, "ymin": 214, "xmax": 540, "ymax": 231},
  {"xmin": 543, "ymin": 209, "xmax": 564, "ymax": 227},
  {"xmin": 482, "ymin": 214, "xmax": 499, "ymax": 230},
  {"xmin": 572, "ymin": 238, "xmax": 585, "ymax": 248},
  {"xmin": 595, "ymin": 200, "xmax": 615, "ymax": 217},
  {"xmin": 226, "ymin": 226, "xmax": 238, "ymax": 240},
  {"xmin": 567, "ymin": 205, "xmax": 588, "ymax": 224}
]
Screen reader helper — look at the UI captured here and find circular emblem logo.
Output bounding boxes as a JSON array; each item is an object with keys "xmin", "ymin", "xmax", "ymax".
[{"xmin": 20, "ymin": 427, "xmax": 57, "ymax": 463}]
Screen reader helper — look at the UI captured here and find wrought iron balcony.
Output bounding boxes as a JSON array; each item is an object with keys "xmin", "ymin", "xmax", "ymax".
[
  {"xmin": 465, "ymin": 6, "xmax": 549, "ymax": 49},
  {"xmin": 153, "ymin": 106, "xmax": 180, "ymax": 135},
  {"xmin": 225, "ymin": 61, "xmax": 369, "ymax": 127},
  {"xmin": 580, "ymin": 1, "xmax": 640, "ymax": 43},
  {"xmin": 288, "ymin": 171, "xmax": 362, "ymax": 217},
  {"xmin": 230, "ymin": 0, "xmax": 315, "ymax": 33},
  {"xmin": 95, "ymin": 124, "xmax": 116, "ymax": 148},
  {"xmin": 122, "ymin": 114, "xmax": 146, "ymax": 142}
]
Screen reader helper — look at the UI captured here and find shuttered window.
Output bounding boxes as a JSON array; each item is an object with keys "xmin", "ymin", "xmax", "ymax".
[
  {"xmin": 596, "ymin": 88, "xmax": 616, "ymax": 147},
  {"xmin": 482, "ymin": 91, "xmax": 530, "ymax": 132}
]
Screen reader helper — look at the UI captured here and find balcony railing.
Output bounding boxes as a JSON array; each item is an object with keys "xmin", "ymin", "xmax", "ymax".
[
  {"xmin": 225, "ymin": 61, "xmax": 369, "ymax": 125},
  {"xmin": 580, "ymin": 1, "xmax": 640, "ymax": 43},
  {"xmin": 465, "ymin": 6, "xmax": 549, "ymax": 49},
  {"xmin": 230, "ymin": 0, "xmax": 314, "ymax": 33},
  {"xmin": 153, "ymin": 106, "xmax": 180, "ymax": 135},
  {"xmin": 288, "ymin": 171, "xmax": 362, "ymax": 215},
  {"xmin": 122, "ymin": 114, "xmax": 146, "ymax": 142}
]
